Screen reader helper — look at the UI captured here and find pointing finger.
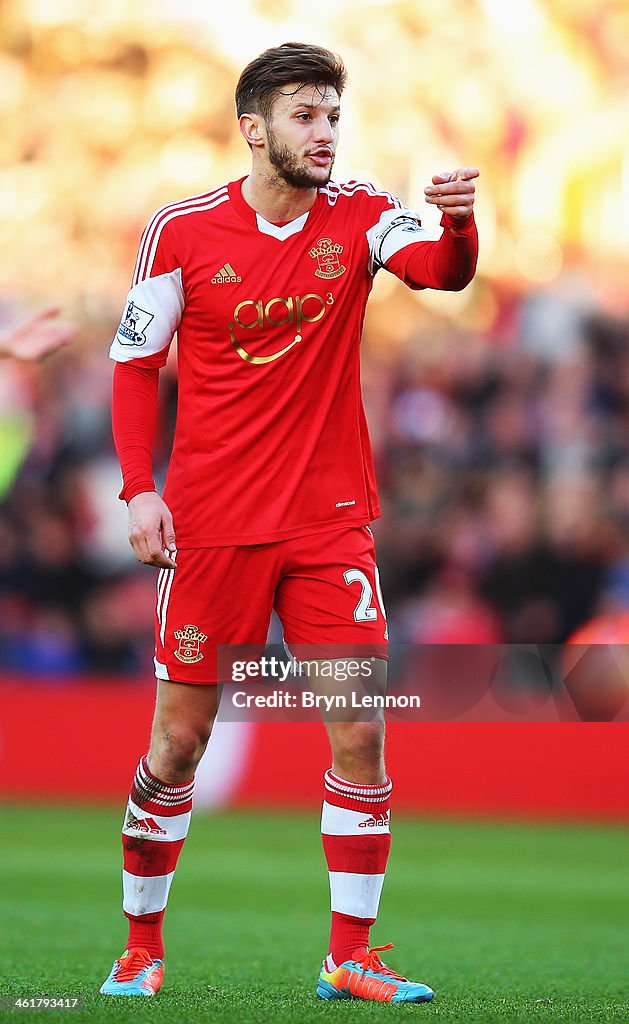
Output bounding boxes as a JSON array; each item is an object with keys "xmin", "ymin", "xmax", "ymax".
[
  {"xmin": 432, "ymin": 172, "xmax": 453, "ymax": 184},
  {"xmin": 454, "ymin": 167, "xmax": 480, "ymax": 181}
]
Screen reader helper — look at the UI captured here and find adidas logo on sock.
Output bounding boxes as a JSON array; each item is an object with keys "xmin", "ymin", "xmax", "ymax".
[
  {"xmin": 358, "ymin": 811, "xmax": 390, "ymax": 828},
  {"xmin": 211, "ymin": 262, "xmax": 242, "ymax": 284},
  {"xmin": 125, "ymin": 814, "xmax": 167, "ymax": 836}
]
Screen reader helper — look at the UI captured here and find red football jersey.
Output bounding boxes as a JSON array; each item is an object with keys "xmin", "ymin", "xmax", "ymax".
[{"xmin": 110, "ymin": 177, "xmax": 458, "ymax": 547}]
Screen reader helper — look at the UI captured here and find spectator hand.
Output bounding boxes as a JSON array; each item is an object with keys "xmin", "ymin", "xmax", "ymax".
[{"xmin": 0, "ymin": 307, "xmax": 76, "ymax": 361}]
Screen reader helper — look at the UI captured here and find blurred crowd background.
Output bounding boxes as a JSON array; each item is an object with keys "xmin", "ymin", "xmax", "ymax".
[{"xmin": 1, "ymin": 0, "xmax": 628, "ymax": 678}]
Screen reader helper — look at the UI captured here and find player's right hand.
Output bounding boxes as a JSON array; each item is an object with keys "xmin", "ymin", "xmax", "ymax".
[{"xmin": 127, "ymin": 491, "xmax": 177, "ymax": 569}]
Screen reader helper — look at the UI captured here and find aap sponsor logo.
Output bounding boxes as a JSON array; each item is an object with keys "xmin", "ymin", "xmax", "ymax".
[{"xmin": 228, "ymin": 292, "xmax": 331, "ymax": 365}]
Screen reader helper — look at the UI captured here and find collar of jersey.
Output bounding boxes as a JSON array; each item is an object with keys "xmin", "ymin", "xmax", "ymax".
[{"xmin": 228, "ymin": 177, "xmax": 323, "ymax": 240}]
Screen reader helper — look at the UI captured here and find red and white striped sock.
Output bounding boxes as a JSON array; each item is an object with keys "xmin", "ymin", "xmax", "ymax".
[
  {"xmin": 321, "ymin": 769, "xmax": 393, "ymax": 968},
  {"xmin": 120, "ymin": 755, "xmax": 194, "ymax": 959}
]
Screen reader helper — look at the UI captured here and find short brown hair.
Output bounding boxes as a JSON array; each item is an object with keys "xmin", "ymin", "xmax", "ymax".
[{"xmin": 235, "ymin": 42, "xmax": 347, "ymax": 121}]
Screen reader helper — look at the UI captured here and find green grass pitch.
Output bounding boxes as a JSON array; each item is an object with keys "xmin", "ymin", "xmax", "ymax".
[{"xmin": 1, "ymin": 805, "xmax": 628, "ymax": 1023}]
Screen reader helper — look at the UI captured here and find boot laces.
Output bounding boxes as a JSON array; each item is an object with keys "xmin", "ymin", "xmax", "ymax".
[
  {"xmin": 114, "ymin": 948, "xmax": 154, "ymax": 981},
  {"xmin": 356, "ymin": 944, "xmax": 407, "ymax": 981}
]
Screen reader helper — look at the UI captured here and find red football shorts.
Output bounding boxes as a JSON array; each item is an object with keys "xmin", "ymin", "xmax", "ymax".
[{"xmin": 154, "ymin": 526, "xmax": 388, "ymax": 684}]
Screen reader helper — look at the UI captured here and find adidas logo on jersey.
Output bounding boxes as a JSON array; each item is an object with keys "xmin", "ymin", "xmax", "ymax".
[{"xmin": 212, "ymin": 263, "xmax": 242, "ymax": 284}]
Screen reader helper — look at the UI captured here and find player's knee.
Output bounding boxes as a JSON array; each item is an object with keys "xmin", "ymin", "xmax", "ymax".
[
  {"xmin": 151, "ymin": 722, "xmax": 210, "ymax": 777},
  {"xmin": 334, "ymin": 718, "xmax": 385, "ymax": 768}
]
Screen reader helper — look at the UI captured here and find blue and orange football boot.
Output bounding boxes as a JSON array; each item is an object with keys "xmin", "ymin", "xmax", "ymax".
[
  {"xmin": 100, "ymin": 948, "xmax": 164, "ymax": 997},
  {"xmin": 317, "ymin": 944, "xmax": 434, "ymax": 1003}
]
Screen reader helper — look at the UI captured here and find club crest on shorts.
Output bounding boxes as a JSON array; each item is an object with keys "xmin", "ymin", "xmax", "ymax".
[
  {"xmin": 173, "ymin": 624, "xmax": 208, "ymax": 664},
  {"xmin": 309, "ymin": 237, "xmax": 346, "ymax": 279}
]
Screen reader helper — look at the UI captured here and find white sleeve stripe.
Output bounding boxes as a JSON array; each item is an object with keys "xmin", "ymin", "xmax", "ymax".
[
  {"xmin": 323, "ymin": 181, "xmax": 401, "ymax": 208},
  {"xmin": 133, "ymin": 184, "xmax": 229, "ymax": 283},
  {"xmin": 323, "ymin": 180, "xmax": 401, "ymax": 203},
  {"xmin": 137, "ymin": 194, "xmax": 231, "ymax": 286},
  {"xmin": 321, "ymin": 180, "xmax": 403, "ymax": 210},
  {"xmin": 133, "ymin": 185, "xmax": 229, "ymax": 284}
]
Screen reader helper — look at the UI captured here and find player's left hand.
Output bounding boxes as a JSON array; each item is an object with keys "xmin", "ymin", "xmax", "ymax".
[{"xmin": 424, "ymin": 168, "xmax": 479, "ymax": 222}]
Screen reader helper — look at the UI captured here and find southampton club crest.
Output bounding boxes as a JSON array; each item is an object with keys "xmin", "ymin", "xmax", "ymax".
[
  {"xmin": 173, "ymin": 624, "xmax": 208, "ymax": 664},
  {"xmin": 116, "ymin": 299, "xmax": 154, "ymax": 347},
  {"xmin": 309, "ymin": 237, "xmax": 347, "ymax": 280}
]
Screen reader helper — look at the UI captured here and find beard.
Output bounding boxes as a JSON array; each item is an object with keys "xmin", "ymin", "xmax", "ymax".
[{"xmin": 266, "ymin": 125, "xmax": 335, "ymax": 189}]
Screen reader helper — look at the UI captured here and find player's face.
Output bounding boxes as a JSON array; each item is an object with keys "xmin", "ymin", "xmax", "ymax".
[{"xmin": 264, "ymin": 83, "xmax": 340, "ymax": 189}]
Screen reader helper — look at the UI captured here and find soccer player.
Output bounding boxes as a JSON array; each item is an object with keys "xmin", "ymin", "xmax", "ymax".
[
  {"xmin": 101, "ymin": 42, "xmax": 478, "ymax": 1002},
  {"xmin": 0, "ymin": 307, "xmax": 74, "ymax": 361}
]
